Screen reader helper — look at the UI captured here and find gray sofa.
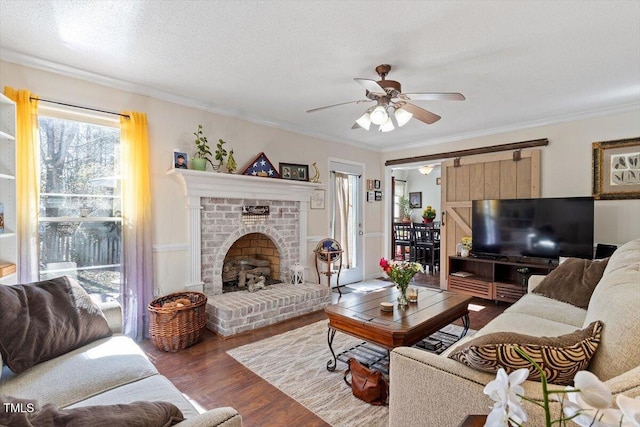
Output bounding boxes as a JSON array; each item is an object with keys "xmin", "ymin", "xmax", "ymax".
[
  {"xmin": 0, "ymin": 299, "xmax": 242, "ymax": 427},
  {"xmin": 389, "ymin": 237, "xmax": 640, "ymax": 427}
]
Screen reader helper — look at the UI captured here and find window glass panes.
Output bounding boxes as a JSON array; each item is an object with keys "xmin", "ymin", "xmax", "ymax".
[{"xmin": 38, "ymin": 115, "xmax": 121, "ymax": 298}]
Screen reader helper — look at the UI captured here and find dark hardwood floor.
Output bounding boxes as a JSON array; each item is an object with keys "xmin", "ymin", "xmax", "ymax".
[{"xmin": 141, "ymin": 277, "xmax": 508, "ymax": 427}]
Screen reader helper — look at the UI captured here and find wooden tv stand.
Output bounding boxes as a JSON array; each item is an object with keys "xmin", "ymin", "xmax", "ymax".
[{"xmin": 448, "ymin": 255, "xmax": 557, "ymax": 303}]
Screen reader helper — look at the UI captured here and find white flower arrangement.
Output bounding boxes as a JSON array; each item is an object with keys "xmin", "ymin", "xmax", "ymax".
[{"xmin": 483, "ymin": 348, "xmax": 639, "ymax": 427}]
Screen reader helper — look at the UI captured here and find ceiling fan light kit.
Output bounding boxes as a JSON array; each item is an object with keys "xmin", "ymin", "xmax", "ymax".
[
  {"xmin": 307, "ymin": 64, "xmax": 465, "ymax": 133},
  {"xmin": 355, "ymin": 110, "xmax": 372, "ymax": 130},
  {"xmin": 395, "ymin": 107, "xmax": 413, "ymax": 127},
  {"xmin": 379, "ymin": 117, "xmax": 395, "ymax": 132},
  {"xmin": 370, "ymin": 104, "xmax": 389, "ymax": 125}
]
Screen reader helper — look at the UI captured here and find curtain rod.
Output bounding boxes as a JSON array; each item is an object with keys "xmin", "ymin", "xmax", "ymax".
[
  {"xmin": 29, "ymin": 97, "xmax": 130, "ymax": 119},
  {"xmin": 330, "ymin": 171, "xmax": 362, "ymax": 178}
]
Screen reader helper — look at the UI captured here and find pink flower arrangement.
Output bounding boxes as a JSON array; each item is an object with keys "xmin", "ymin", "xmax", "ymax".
[{"xmin": 379, "ymin": 258, "xmax": 423, "ymax": 291}]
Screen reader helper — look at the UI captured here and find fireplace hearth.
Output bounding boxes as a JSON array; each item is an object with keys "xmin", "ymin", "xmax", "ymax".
[{"xmin": 168, "ymin": 169, "xmax": 330, "ymax": 336}]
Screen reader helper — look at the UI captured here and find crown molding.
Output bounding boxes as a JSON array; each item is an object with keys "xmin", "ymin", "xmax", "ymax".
[
  {"xmin": 3, "ymin": 48, "xmax": 638, "ymax": 155},
  {"xmin": 382, "ymin": 102, "xmax": 640, "ymax": 153}
]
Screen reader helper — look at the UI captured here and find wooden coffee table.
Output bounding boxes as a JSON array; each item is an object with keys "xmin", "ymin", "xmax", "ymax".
[{"xmin": 325, "ymin": 287, "xmax": 472, "ymax": 371}]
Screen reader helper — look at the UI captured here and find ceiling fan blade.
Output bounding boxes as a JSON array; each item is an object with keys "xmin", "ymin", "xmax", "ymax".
[
  {"xmin": 354, "ymin": 78, "xmax": 388, "ymax": 96},
  {"xmin": 306, "ymin": 99, "xmax": 371, "ymax": 113},
  {"xmin": 398, "ymin": 92, "xmax": 466, "ymax": 101},
  {"xmin": 397, "ymin": 102, "xmax": 441, "ymax": 124}
]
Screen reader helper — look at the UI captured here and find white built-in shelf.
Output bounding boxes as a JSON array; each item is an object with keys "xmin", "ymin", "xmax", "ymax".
[
  {"xmin": 0, "ymin": 272, "xmax": 17, "ymax": 282},
  {"xmin": 0, "ymin": 130, "xmax": 15, "ymax": 141},
  {"xmin": 0, "ymin": 89, "xmax": 18, "ymax": 284}
]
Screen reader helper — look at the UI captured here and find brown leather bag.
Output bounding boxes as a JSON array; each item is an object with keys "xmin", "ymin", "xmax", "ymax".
[{"xmin": 343, "ymin": 358, "xmax": 388, "ymax": 405}]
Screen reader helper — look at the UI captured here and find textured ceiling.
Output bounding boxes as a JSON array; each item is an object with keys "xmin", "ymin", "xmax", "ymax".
[{"xmin": 1, "ymin": 0, "xmax": 639, "ymax": 151}]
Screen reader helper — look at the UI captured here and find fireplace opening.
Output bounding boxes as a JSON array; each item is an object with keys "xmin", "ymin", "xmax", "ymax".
[{"xmin": 222, "ymin": 233, "xmax": 281, "ymax": 293}]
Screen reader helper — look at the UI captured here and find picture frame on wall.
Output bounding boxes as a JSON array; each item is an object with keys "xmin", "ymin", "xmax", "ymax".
[
  {"xmin": 592, "ymin": 137, "xmax": 640, "ymax": 200},
  {"xmin": 173, "ymin": 151, "xmax": 188, "ymax": 169},
  {"xmin": 374, "ymin": 179, "xmax": 381, "ymax": 189},
  {"xmin": 375, "ymin": 191, "xmax": 382, "ymax": 201},
  {"xmin": 279, "ymin": 163, "xmax": 309, "ymax": 181},
  {"xmin": 367, "ymin": 179, "xmax": 374, "ymax": 190},
  {"xmin": 409, "ymin": 192, "xmax": 422, "ymax": 208},
  {"xmin": 367, "ymin": 190, "xmax": 375, "ymax": 202},
  {"xmin": 311, "ymin": 189, "xmax": 325, "ymax": 209}
]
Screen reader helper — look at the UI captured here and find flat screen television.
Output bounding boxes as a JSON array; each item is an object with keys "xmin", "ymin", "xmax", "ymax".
[{"xmin": 471, "ymin": 197, "xmax": 594, "ymax": 260}]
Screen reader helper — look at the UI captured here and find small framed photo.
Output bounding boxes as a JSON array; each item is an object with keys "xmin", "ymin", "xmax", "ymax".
[
  {"xmin": 367, "ymin": 190, "xmax": 375, "ymax": 202},
  {"xmin": 173, "ymin": 151, "xmax": 188, "ymax": 169},
  {"xmin": 375, "ymin": 191, "xmax": 382, "ymax": 201},
  {"xmin": 436, "ymin": 177, "xmax": 442, "ymax": 185},
  {"xmin": 279, "ymin": 163, "xmax": 309, "ymax": 181},
  {"xmin": 374, "ymin": 179, "xmax": 381, "ymax": 189},
  {"xmin": 367, "ymin": 179, "xmax": 374, "ymax": 190},
  {"xmin": 311, "ymin": 189, "xmax": 325, "ymax": 209},
  {"xmin": 409, "ymin": 192, "xmax": 422, "ymax": 208},
  {"xmin": 592, "ymin": 137, "xmax": 640, "ymax": 200}
]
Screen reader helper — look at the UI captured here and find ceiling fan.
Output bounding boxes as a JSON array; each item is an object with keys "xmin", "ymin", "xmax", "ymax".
[{"xmin": 307, "ymin": 64, "xmax": 465, "ymax": 132}]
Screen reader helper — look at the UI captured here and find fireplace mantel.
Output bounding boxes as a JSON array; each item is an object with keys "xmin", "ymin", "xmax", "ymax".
[
  {"xmin": 167, "ymin": 169, "xmax": 321, "ymax": 201},
  {"xmin": 167, "ymin": 169, "xmax": 320, "ymax": 292}
]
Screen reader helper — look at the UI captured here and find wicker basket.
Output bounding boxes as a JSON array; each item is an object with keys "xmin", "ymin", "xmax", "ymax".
[{"xmin": 148, "ymin": 291, "xmax": 207, "ymax": 352}]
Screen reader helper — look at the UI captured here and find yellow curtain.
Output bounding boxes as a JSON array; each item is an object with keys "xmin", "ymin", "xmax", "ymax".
[
  {"xmin": 120, "ymin": 111, "xmax": 154, "ymax": 340},
  {"xmin": 4, "ymin": 87, "xmax": 40, "ymax": 283}
]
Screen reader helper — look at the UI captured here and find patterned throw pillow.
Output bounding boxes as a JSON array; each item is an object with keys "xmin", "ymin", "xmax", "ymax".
[{"xmin": 448, "ymin": 321, "xmax": 603, "ymax": 386}]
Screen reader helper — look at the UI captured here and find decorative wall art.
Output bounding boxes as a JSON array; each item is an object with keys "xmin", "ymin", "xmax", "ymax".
[
  {"xmin": 366, "ymin": 179, "xmax": 374, "ymax": 190},
  {"xmin": 240, "ymin": 152, "xmax": 280, "ymax": 178},
  {"xmin": 409, "ymin": 192, "xmax": 422, "ymax": 208},
  {"xmin": 375, "ymin": 191, "xmax": 382, "ymax": 201},
  {"xmin": 279, "ymin": 163, "xmax": 309, "ymax": 181},
  {"xmin": 374, "ymin": 180, "xmax": 381, "ymax": 189},
  {"xmin": 592, "ymin": 137, "xmax": 640, "ymax": 200},
  {"xmin": 311, "ymin": 189, "xmax": 325, "ymax": 209},
  {"xmin": 367, "ymin": 190, "xmax": 375, "ymax": 202}
]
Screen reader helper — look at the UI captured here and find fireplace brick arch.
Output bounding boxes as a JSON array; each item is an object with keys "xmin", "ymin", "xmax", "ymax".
[
  {"xmin": 212, "ymin": 224, "xmax": 293, "ymax": 292},
  {"xmin": 200, "ymin": 197, "xmax": 300, "ymax": 295}
]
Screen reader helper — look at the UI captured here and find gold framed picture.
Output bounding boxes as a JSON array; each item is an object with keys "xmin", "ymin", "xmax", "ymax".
[{"xmin": 592, "ymin": 137, "xmax": 640, "ymax": 200}]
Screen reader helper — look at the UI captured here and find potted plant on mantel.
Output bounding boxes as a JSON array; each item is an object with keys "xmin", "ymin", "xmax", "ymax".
[
  {"xmin": 214, "ymin": 139, "xmax": 228, "ymax": 172},
  {"xmin": 192, "ymin": 124, "xmax": 215, "ymax": 171},
  {"xmin": 422, "ymin": 206, "xmax": 437, "ymax": 223},
  {"xmin": 399, "ymin": 195, "xmax": 413, "ymax": 223}
]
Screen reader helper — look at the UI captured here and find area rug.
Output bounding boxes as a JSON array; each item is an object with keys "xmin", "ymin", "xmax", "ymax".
[
  {"xmin": 227, "ymin": 320, "xmax": 475, "ymax": 427},
  {"xmin": 344, "ymin": 279, "xmax": 394, "ymax": 293}
]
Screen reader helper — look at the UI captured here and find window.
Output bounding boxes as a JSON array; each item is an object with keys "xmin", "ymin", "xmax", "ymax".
[
  {"xmin": 393, "ymin": 180, "xmax": 406, "ymax": 220},
  {"xmin": 38, "ymin": 113, "xmax": 122, "ymax": 298}
]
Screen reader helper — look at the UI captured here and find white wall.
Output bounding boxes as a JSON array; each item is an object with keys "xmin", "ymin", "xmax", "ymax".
[
  {"xmin": 0, "ymin": 60, "xmax": 385, "ymax": 294},
  {"xmin": 382, "ymin": 111, "xmax": 640, "ymax": 247},
  {"xmin": 406, "ymin": 166, "xmax": 441, "ymax": 223}
]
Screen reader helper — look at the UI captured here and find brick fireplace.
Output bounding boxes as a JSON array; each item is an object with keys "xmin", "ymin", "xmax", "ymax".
[
  {"xmin": 201, "ymin": 197, "xmax": 298, "ymax": 294},
  {"xmin": 168, "ymin": 169, "xmax": 331, "ymax": 336}
]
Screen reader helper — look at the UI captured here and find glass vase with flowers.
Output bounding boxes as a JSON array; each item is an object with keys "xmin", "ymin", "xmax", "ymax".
[{"xmin": 379, "ymin": 258, "xmax": 423, "ymax": 306}]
